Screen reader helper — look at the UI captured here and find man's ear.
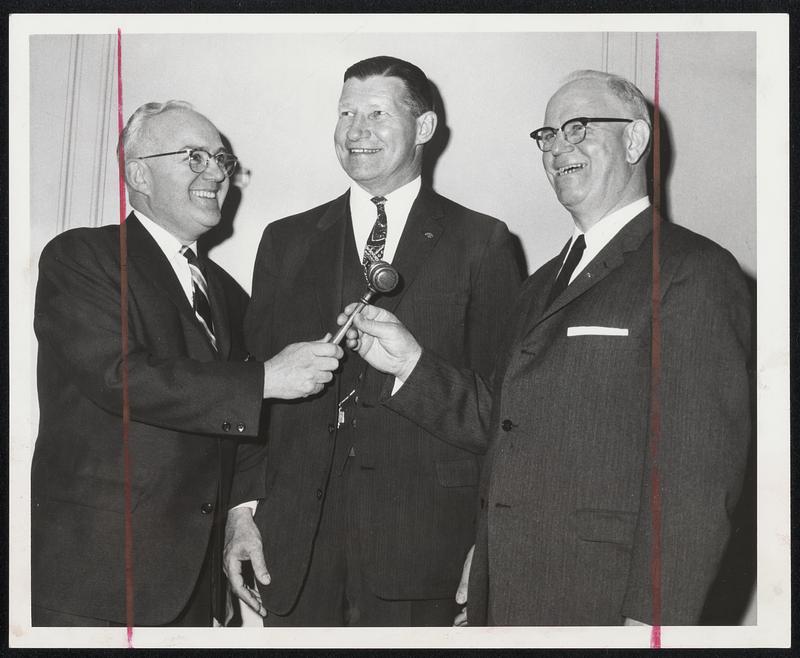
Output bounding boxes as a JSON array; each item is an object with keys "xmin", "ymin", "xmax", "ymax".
[
  {"xmin": 625, "ymin": 119, "xmax": 651, "ymax": 165},
  {"xmin": 415, "ymin": 111, "xmax": 438, "ymax": 146},
  {"xmin": 125, "ymin": 159, "xmax": 151, "ymax": 195}
]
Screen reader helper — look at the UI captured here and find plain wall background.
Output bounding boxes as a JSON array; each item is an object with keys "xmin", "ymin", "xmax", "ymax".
[{"xmin": 25, "ymin": 29, "xmax": 758, "ymax": 627}]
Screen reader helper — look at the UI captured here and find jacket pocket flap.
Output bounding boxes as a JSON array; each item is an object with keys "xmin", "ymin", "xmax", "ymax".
[
  {"xmin": 574, "ymin": 508, "xmax": 637, "ymax": 545},
  {"xmin": 435, "ymin": 458, "xmax": 479, "ymax": 488}
]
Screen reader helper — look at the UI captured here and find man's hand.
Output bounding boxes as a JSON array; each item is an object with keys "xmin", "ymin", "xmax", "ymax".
[
  {"xmin": 454, "ymin": 544, "xmax": 474, "ymax": 626},
  {"xmin": 223, "ymin": 507, "xmax": 270, "ymax": 616},
  {"xmin": 338, "ymin": 304, "xmax": 422, "ymax": 383},
  {"xmin": 262, "ymin": 337, "xmax": 343, "ymax": 399}
]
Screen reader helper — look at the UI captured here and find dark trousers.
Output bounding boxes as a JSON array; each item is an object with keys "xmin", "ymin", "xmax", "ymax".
[
  {"xmin": 32, "ymin": 531, "xmax": 214, "ymax": 627},
  {"xmin": 262, "ymin": 448, "xmax": 458, "ymax": 627}
]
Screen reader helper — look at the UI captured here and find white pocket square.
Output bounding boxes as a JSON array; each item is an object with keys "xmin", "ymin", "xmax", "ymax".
[{"xmin": 567, "ymin": 326, "xmax": 629, "ymax": 337}]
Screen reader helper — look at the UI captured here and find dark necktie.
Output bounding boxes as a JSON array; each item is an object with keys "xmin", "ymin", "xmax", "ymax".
[
  {"xmin": 545, "ymin": 234, "xmax": 586, "ymax": 308},
  {"xmin": 181, "ymin": 246, "xmax": 217, "ymax": 351},
  {"xmin": 363, "ymin": 196, "xmax": 388, "ymax": 276}
]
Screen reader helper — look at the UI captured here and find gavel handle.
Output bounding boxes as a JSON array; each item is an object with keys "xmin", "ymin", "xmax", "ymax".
[{"xmin": 328, "ymin": 289, "xmax": 376, "ymax": 345}]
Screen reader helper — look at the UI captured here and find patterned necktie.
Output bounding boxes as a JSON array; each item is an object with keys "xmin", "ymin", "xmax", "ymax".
[
  {"xmin": 545, "ymin": 234, "xmax": 586, "ymax": 308},
  {"xmin": 181, "ymin": 246, "xmax": 217, "ymax": 351},
  {"xmin": 363, "ymin": 196, "xmax": 388, "ymax": 276}
]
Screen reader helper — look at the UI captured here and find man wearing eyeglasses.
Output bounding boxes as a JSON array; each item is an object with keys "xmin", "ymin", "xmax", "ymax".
[
  {"xmin": 341, "ymin": 70, "xmax": 751, "ymax": 625},
  {"xmin": 31, "ymin": 100, "xmax": 343, "ymax": 627}
]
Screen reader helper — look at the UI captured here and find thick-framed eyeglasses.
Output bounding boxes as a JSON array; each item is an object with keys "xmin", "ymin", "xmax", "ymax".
[
  {"xmin": 137, "ymin": 148, "xmax": 239, "ymax": 178},
  {"xmin": 530, "ymin": 117, "xmax": 633, "ymax": 152}
]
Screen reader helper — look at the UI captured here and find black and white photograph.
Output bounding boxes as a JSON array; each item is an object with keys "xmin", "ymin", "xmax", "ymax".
[{"xmin": 8, "ymin": 12, "xmax": 789, "ymax": 649}]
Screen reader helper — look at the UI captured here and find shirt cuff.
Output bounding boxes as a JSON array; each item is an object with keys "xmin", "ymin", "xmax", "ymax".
[
  {"xmin": 390, "ymin": 376, "xmax": 404, "ymax": 395},
  {"xmin": 231, "ymin": 500, "xmax": 258, "ymax": 515}
]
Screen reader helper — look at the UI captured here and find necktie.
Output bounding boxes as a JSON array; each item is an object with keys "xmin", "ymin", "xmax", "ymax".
[
  {"xmin": 545, "ymin": 234, "xmax": 586, "ymax": 308},
  {"xmin": 181, "ymin": 246, "xmax": 217, "ymax": 350},
  {"xmin": 363, "ymin": 196, "xmax": 388, "ymax": 276}
]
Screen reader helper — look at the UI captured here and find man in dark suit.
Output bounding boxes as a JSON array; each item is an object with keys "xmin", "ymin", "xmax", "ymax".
[
  {"xmin": 342, "ymin": 70, "xmax": 751, "ymax": 626},
  {"xmin": 31, "ymin": 101, "xmax": 342, "ymax": 627},
  {"xmin": 223, "ymin": 56, "xmax": 522, "ymax": 626}
]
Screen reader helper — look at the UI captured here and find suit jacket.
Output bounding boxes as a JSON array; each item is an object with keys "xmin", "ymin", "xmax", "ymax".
[
  {"xmin": 31, "ymin": 213, "xmax": 264, "ymax": 625},
  {"xmin": 230, "ymin": 187, "xmax": 522, "ymax": 613},
  {"xmin": 385, "ymin": 209, "xmax": 752, "ymax": 625}
]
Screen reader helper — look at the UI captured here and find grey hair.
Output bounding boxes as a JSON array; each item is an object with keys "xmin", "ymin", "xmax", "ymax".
[
  {"xmin": 117, "ymin": 100, "xmax": 195, "ymax": 161},
  {"xmin": 564, "ymin": 70, "xmax": 651, "ymax": 127}
]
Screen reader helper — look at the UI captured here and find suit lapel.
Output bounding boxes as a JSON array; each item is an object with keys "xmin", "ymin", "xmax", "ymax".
[
  {"xmin": 527, "ymin": 208, "xmax": 654, "ymax": 333},
  {"xmin": 125, "ymin": 212, "xmax": 217, "ymax": 357},
  {"xmin": 204, "ymin": 264, "xmax": 232, "ymax": 360},
  {"xmin": 126, "ymin": 213, "xmax": 196, "ymax": 320},
  {"xmin": 383, "ymin": 187, "xmax": 444, "ymax": 313},
  {"xmin": 309, "ymin": 192, "xmax": 351, "ymax": 334}
]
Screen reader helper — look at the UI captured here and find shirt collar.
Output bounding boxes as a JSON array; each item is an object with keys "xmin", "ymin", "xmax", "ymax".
[
  {"xmin": 349, "ymin": 176, "xmax": 422, "ymax": 219},
  {"xmin": 571, "ymin": 196, "xmax": 651, "ymax": 246},
  {"xmin": 134, "ymin": 211, "xmax": 197, "ymax": 260}
]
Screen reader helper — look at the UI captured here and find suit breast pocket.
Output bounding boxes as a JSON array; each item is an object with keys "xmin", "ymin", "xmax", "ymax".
[{"xmin": 404, "ymin": 290, "xmax": 468, "ymax": 349}]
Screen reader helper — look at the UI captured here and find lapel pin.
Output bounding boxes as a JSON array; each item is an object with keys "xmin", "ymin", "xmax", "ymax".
[{"xmin": 424, "ymin": 231, "xmax": 434, "ymax": 239}]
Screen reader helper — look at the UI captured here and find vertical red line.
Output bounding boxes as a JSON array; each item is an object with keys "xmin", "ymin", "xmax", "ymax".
[
  {"xmin": 649, "ymin": 32, "xmax": 663, "ymax": 650},
  {"xmin": 115, "ymin": 27, "xmax": 135, "ymax": 647}
]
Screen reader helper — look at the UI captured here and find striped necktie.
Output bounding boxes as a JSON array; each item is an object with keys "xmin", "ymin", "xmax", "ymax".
[
  {"xmin": 363, "ymin": 196, "xmax": 388, "ymax": 276},
  {"xmin": 181, "ymin": 246, "xmax": 217, "ymax": 351}
]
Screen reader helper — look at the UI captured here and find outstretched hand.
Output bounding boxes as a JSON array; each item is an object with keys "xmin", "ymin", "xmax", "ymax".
[
  {"xmin": 262, "ymin": 336, "xmax": 343, "ymax": 399},
  {"xmin": 337, "ymin": 304, "xmax": 422, "ymax": 383}
]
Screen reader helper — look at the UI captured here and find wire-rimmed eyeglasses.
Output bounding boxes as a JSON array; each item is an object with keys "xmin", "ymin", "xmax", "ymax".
[
  {"xmin": 530, "ymin": 117, "xmax": 633, "ymax": 152},
  {"xmin": 137, "ymin": 148, "xmax": 239, "ymax": 178}
]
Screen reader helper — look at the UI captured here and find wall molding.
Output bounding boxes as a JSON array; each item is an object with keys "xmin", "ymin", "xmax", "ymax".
[{"xmin": 55, "ymin": 34, "xmax": 116, "ymax": 233}]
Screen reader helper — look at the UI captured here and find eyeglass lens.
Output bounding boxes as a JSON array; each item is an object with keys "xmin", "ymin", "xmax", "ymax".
[
  {"xmin": 187, "ymin": 150, "xmax": 237, "ymax": 177},
  {"xmin": 538, "ymin": 120, "xmax": 586, "ymax": 151}
]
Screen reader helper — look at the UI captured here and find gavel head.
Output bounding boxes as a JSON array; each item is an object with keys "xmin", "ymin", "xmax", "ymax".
[{"xmin": 365, "ymin": 260, "xmax": 399, "ymax": 294}]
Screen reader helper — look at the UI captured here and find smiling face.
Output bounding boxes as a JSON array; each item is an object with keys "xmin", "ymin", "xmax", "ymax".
[
  {"xmin": 334, "ymin": 75, "xmax": 435, "ymax": 196},
  {"xmin": 130, "ymin": 108, "xmax": 229, "ymax": 243},
  {"xmin": 542, "ymin": 78, "xmax": 644, "ymax": 229}
]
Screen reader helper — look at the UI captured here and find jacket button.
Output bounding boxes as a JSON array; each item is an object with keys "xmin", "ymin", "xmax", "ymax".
[
  {"xmin": 316, "ymin": 489, "xmax": 323, "ymax": 500},
  {"xmin": 236, "ymin": 422, "xmax": 246, "ymax": 433},
  {"xmin": 222, "ymin": 421, "xmax": 231, "ymax": 432},
  {"xmin": 327, "ymin": 423, "xmax": 336, "ymax": 433},
  {"xmin": 501, "ymin": 419, "xmax": 514, "ymax": 432},
  {"xmin": 200, "ymin": 502, "xmax": 214, "ymax": 514},
  {"xmin": 351, "ymin": 418, "xmax": 357, "ymax": 428}
]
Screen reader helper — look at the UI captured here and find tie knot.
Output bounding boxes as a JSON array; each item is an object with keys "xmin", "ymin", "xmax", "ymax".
[
  {"xmin": 181, "ymin": 246, "xmax": 206, "ymax": 274},
  {"xmin": 181, "ymin": 246, "xmax": 198, "ymax": 263},
  {"xmin": 370, "ymin": 196, "xmax": 387, "ymax": 208}
]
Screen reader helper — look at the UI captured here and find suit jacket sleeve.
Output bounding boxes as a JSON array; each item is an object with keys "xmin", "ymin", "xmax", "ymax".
[
  {"xmin": 621, "ymin": 243, "xmax": 752, "ymax": 624},
  {"xmin": 34, "ymin": 230, "xmax": 264, "ymax": 438},
  {"xmin": 383, "ymin": 347, "xmax": 495, "ymax": 454}
]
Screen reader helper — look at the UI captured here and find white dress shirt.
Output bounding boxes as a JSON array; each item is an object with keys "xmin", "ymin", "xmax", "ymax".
[
  {"xmin": 349, "ymin": 176, "xmax": 421, "ymax": 263},
  {"xmin": 135, "ymin": 211, "xmax": 197, "ymax": 305},
  {"xmin": 560, "ymin": 196, "xmax": 651, "ymax": 283}
]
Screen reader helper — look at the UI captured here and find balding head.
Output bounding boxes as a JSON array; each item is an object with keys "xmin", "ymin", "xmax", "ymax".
[{"xmin": 539, "ymin": 71, "xmax": 652, "ymax": 230}]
